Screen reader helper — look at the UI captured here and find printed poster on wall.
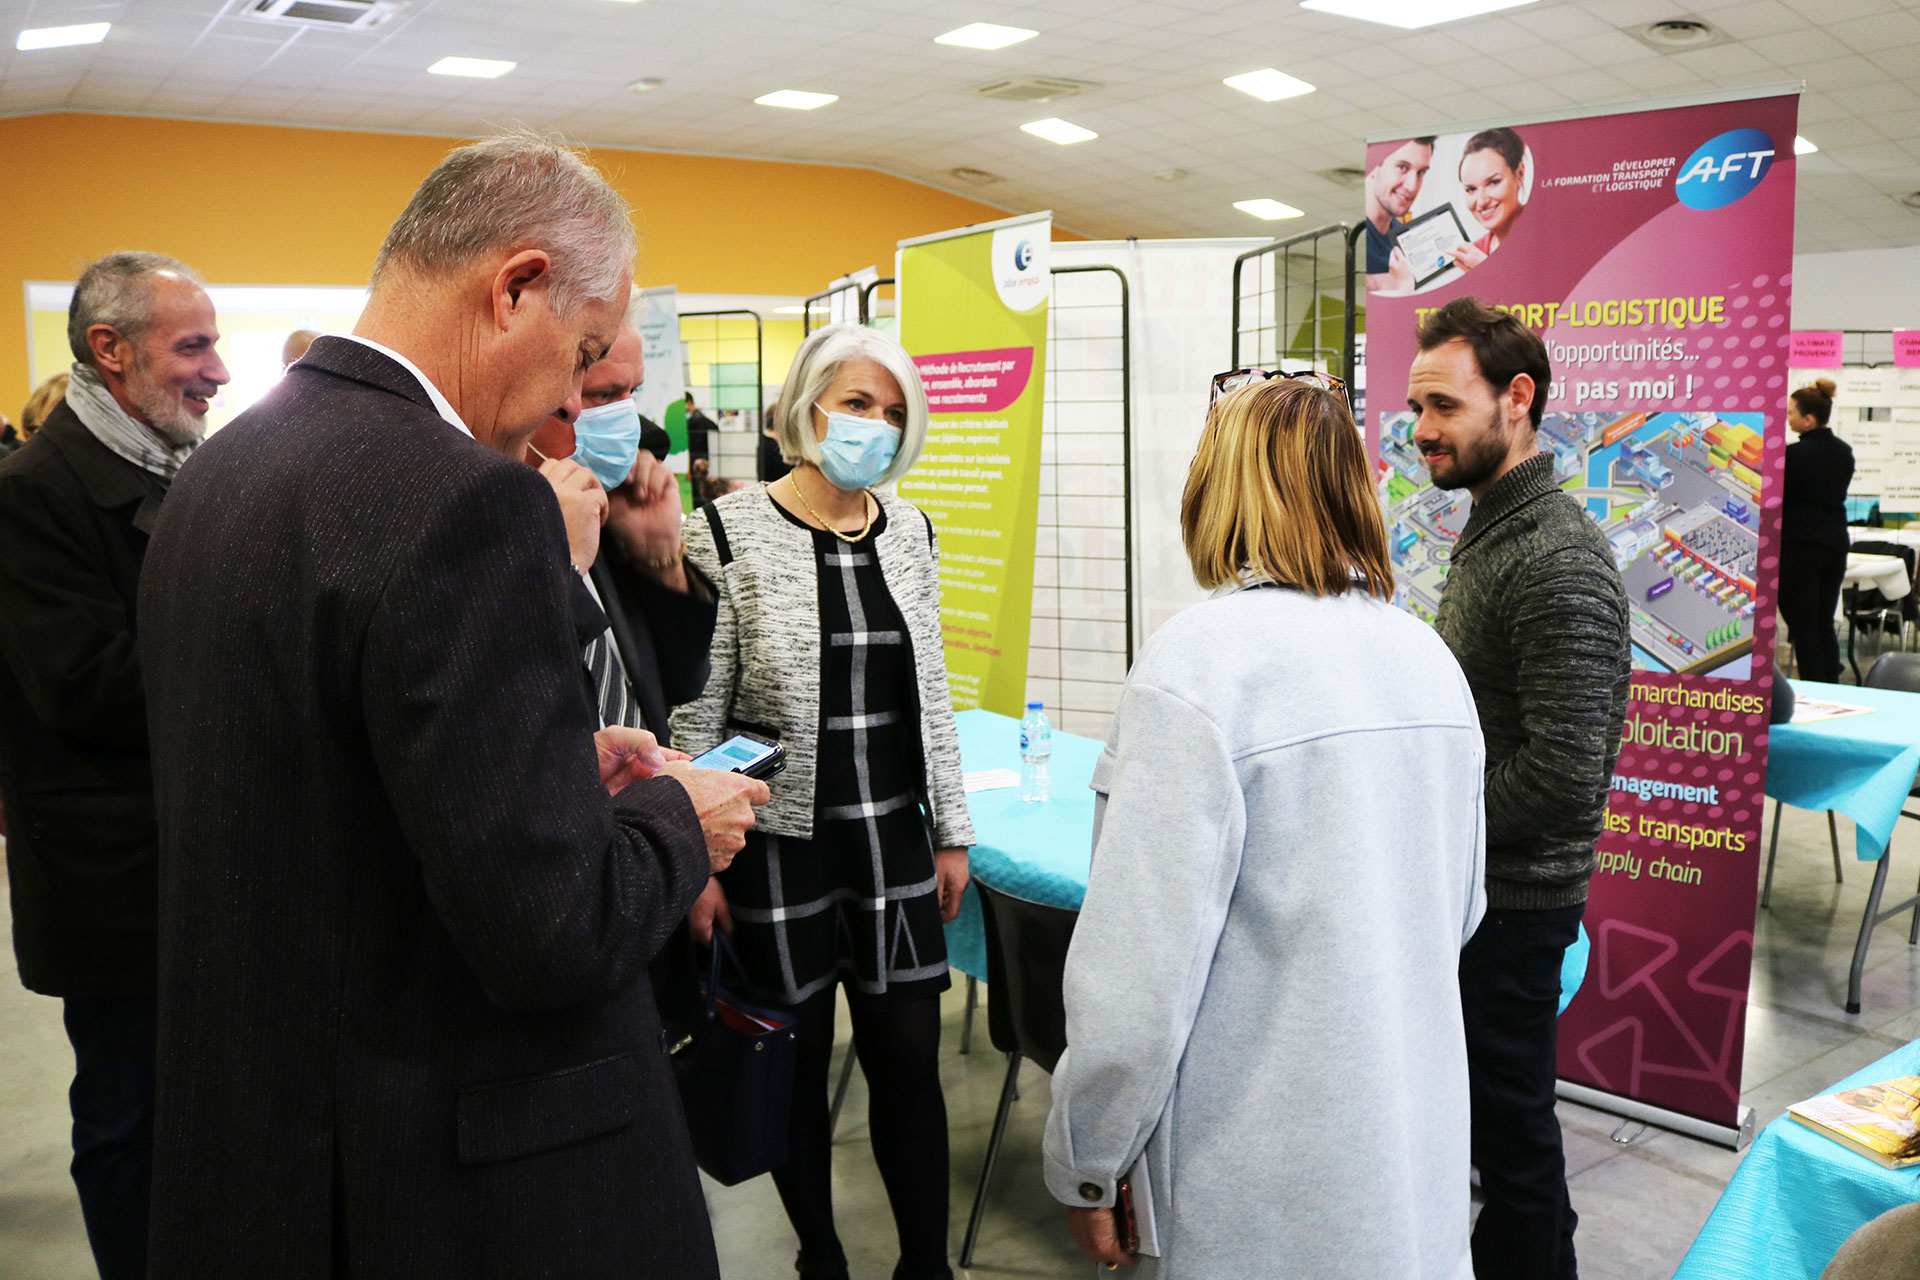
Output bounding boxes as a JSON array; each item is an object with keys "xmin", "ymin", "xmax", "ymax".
[
  {"xmin": 895, "ymin": 212, "xmax": 1051, "ymax": 717},
  {"xmin": 631, "ymin": 284, "xmax": 693, "ymax": 508},
  {"xmin": 1364, "ymin": 87, "xmax": 1800, "ymax": 1136}
]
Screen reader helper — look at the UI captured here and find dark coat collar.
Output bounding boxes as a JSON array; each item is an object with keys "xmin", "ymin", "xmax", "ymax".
[
  {"xmin": 40, "ymin": 402, "xmax": 153, "ymax": 514},
  {"xmin": 294, "ymin": 335, "xmax": 441, "ymax": 413},
  {"xmin": 1455, "ymin": 451, "xmax": 1558, "ymax": 556}
]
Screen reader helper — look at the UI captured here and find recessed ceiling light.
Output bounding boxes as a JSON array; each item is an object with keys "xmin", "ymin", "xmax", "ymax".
[
  {"xmin": 1235, "ymin": 198, "xmax": 1307, "ymax": 220},
  {"xmin": 935, "ymin": 22, "xmax": 1038, "ymax": 50},
  {"xmin": 1021, "ymin": 117, "xmax": 1097, "ymax": 145},
  {"xmin": 16, "ymin": 22, "xmax": 110, "ymax": 50},
  {"xmin": 774, "ymin": 305, "xmax": 808, "ymax": 314},
  {"xmin": 628, "ymin": 77, "xmax": 663, "ymax": 93},
  {"xmin": 1794, "ymin": 135, "xmax": 1818, "ymax": 156},
  {"xmin": 1223, "ymin": 68, "xmax": 1316, "ymax": 102},
  {"xmin": 428, "ymin": 56, "xmax": 515, "ymax": 78},
  {"xmin": 1298, "ymin": 0, "xmax": 1536, "ymax": 30},
  {"xmin": 755, "ymin": 89, "xmax": 838, "ymax": 110}
]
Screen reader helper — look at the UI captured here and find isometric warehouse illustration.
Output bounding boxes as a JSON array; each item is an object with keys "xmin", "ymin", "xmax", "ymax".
[{"xmin": 1380, "ymin": 410, "xmax": 1764, "ymax": 680}]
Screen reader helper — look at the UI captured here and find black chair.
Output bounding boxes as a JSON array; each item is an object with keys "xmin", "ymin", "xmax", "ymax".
[
  {"xmin": 958, "ymin": 879, "xmax": 1078, "ymax": 1269},
  {"xmin": 1843, "ymin": 541, "xmax": 1915, "ymax": 681}
]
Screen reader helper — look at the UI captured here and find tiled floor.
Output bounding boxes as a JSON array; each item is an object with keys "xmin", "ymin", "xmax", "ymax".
[{"xmin": 4, "ymin": 796, "xmax": 1919, "ymax": 1278}]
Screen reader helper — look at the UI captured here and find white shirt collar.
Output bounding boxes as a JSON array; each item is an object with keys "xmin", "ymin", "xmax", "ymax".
[{"xmin": 336, "ymin": 334, "xmax": 472, "ymax": 439}]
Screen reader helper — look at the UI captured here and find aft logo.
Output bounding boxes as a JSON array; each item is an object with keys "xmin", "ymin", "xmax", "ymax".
[{"xmin": 1674, "ymin": 128, "xmax": 1778, "ymax": 210}]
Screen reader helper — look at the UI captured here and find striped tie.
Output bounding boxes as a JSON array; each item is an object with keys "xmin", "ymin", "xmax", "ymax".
[{"xmin": 582, "ymin": 626, "xmax": 642, "ymax": 730}]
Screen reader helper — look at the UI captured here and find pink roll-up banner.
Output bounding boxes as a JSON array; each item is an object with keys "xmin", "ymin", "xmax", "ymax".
[
  {"xmin": 1789, "ymin": 331, "xmax": 1844, "ymax": 367},
  {"xmin": 1365, "ymin": 86, "xmax": 1800, "ymax": 1143},
  {"xmin": 1894, "ymin": 331, "xmax": 1920, "ymax": 368}
]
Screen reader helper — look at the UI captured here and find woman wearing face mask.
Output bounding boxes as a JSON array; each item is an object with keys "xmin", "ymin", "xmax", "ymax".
[
  {"xmin": 671, "ymin": 323, "xmax": 972, "ymax": 1280},
  {"xmin": 1449, "ymin": 126, "xmax": 1527, "ymax": 273}
]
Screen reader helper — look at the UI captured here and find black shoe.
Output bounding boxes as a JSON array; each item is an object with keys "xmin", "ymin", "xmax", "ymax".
[{"xmin": 796, "ymin": 1248, "xmax": 850, "ymax": 1280}]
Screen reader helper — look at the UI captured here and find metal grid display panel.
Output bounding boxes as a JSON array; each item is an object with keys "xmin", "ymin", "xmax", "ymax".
[
  {"xmin": 1029, "ymin": 267, "xmax": 1129, "ymax": 742},
  {"xmin": 1230, "ymin": 223, "xmax": 1358, "ymax": 379},
  {"xmin": 679, "ymin": 310, "xmax": 763, "ymax": 485}
]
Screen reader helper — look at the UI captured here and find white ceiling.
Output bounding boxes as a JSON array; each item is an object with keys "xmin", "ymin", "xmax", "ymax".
[{"xmin": 3, "ymin": 0, "xmax": 1918, "ymax": 254}]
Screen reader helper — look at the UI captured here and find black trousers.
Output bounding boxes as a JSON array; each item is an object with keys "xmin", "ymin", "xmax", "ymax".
[
  {"xmin": 62, "ymin": 994, "xmax": 156, "ymax": 1280},
  {"xmin": 1778, "ymin": 544, "xmax": 1848, "ymax": 684},
  {"xmin": 1461, "ymin": 904, "xmax": 1583, "ymax": 1280},
  {"xmin": 772, "ymin": 986, "xmax": 951, "ymax": 1280}
]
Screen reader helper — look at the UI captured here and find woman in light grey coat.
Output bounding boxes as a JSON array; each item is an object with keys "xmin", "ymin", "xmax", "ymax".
[{"xmin": 1043, "ymin": 374, "xmax": 1487, "ymax": 1278}]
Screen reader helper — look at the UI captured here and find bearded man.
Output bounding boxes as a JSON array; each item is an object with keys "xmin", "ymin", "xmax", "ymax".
[
  {"xmin": 0, "ymin": 250, "xmax": 230, "ymax": 1280},
  {"xmin": 1409, "ymin": 296, "xmax": 1630, "ymax": 1280}
]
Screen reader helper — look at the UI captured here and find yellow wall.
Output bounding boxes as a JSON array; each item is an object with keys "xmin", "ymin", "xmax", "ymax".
[{"xmin": 0, "ymin": 112, "xmax": 1051, "ymax": 410}]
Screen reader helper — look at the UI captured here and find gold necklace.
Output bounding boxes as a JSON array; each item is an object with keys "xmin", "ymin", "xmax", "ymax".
[{"xmin": 791, "ymin": 472, "xmax": 874, "ymax": 544}]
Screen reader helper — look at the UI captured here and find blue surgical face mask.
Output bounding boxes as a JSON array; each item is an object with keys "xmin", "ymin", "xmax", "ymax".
[
  {"xmin": 814, "ymin": 404, "xmax": 901, "ymax": 491},
  {"xmin": 572, "ymin": 398, "xmax": 643, "ymax": 489}
]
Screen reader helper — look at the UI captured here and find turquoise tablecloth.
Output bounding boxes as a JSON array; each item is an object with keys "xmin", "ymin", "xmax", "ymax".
[
  {"xmin": 1769, "ymin": 680, "xmax": 1920, "ymax": 861},
  {"xmin": 1675, "ymin": 1038, "xmax": 1920, "ymax": 1280},
  {"xmin": 941, "ymin": 707, "xmax": 1591, "ymax": 1010},
  {"xmin": 942, "ymin": 709, "xmax": 1101, "ymax": 981}
]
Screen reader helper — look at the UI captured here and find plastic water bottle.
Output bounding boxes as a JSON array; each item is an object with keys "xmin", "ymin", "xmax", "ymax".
[{"xmin": 1020, "ymin": 701, "xmax": 1052, "ymax": 803}]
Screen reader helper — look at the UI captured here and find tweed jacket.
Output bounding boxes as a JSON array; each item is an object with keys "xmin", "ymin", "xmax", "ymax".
[
  {"xmin": 138, "ymin": 337, "xmax": 718, "ymax": 1278},
  {"xmin": 671, "ymin": 484, "xmax": 974, "ymax": 849}
]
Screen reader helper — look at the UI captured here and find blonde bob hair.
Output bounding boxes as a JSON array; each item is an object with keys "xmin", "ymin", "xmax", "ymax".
[
  {"xmin": 1181, "ymin": 379, "xmax": 1393, "ymax": 598},
  {"xmin": 772, "ymin": 323, "xmax": 930, "ymax": 488}
]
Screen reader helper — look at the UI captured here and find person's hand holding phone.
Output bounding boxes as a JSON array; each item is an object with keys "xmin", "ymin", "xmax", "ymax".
[
  {"xmin": 658, "ymin": 761, "xmax": 768, "ymax": 874},
  {"xmin": 595, "ymin": 727, "xmax": 676, "ymax": 794}
]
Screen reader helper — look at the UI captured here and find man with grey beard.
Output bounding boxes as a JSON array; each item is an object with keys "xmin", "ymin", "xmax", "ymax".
[{"xmin": 0, "ymin": 251, "xmax": 228, "ymax": 1280}]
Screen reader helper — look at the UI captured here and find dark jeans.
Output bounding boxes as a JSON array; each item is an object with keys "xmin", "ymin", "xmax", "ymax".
[
  {"xmin": 1461, "ymin": 904, "xmax": 1583, "ymax": 1280},
  {"xmin": 772, "ymin": 986, "xmax": 950, "ymax": 1280},
  {"xmin": 1778, "ymin": 545, "xmax": 1848, "ymax": 683},
  {"xmin": 62, "ymin": 994, "xmax": 156, "ymax": 1280}
]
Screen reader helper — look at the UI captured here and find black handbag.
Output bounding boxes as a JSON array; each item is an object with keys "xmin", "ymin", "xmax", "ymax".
[{"xmin": 669, "ymin": 930, "xmax": 799, "ymax": 1186}]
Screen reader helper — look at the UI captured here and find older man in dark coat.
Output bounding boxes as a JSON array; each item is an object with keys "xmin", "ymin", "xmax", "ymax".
[
  {"xmin": 138, "ymin": 134, "xmax": 765, "ymax": 1277},
  {"xmin": 0, "ymin": 251, "xmax": 228, "ymax": 1280}
]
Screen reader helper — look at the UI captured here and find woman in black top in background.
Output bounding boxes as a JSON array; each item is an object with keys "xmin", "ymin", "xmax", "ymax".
[{"xmin": 1778, "ymin": 378, "xmax": 1855, "ymax": 682}]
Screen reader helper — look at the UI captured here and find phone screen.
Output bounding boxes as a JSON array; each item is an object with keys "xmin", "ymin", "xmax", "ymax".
[{"xmin": 692, "ymin": 734, "xmax": 778, "ymax": 774}]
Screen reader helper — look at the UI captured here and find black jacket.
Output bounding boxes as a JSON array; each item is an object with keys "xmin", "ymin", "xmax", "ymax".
[
  {"xmin": 1781, "ymin": 426, "xmax": 1854, "ymax": 557},
  {"xmin": 0, "ymin": 403, "xmax": 163, "ymax": 997},
  {"xmin": 138, "ymin": 337, "xmax": 718, "ymax": 1278},
  {"xmin": 572, "ymin": 541, "xmax": 716, "ymax": 748}
]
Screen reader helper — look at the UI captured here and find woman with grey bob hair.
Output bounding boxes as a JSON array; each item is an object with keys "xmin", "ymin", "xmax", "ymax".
[
  {"xmin": 671, "ymin": 323, "xmax": 971, "ymax": 1280},
  {"xmin": 769, "ymin": 323, "xmax": 932, "ymax": 485}
]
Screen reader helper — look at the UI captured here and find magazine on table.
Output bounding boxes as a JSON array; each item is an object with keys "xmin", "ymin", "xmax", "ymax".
[{"xmin": 1788, "ymin": 1075, "xmax": 1920, "ymax": 1169}]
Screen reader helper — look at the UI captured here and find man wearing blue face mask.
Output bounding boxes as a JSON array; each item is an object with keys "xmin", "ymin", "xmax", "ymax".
[{"xmin": 527, "ymin": 305, "xmax": 717, "ymax": 746}]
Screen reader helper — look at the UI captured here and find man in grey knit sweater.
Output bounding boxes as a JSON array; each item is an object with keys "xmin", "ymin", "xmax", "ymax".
[{"xmin": 1411, "ymin": 297, "xmax": 1631, "ymax": 1280}]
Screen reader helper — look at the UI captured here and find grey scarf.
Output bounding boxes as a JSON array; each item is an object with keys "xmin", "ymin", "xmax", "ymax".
[{"xmin": 65, "ymin": 362, "xmax": 197, "ymax": 481}]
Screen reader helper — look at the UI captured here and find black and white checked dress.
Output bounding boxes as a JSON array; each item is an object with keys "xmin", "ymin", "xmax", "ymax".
[{"xmin": 718, "ymin": 503, "xmax": 950, "ymax": 1006}]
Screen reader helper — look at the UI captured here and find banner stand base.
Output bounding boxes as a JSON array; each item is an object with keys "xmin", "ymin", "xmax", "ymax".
[{"xmin": 1555, "ymin": 1080, "xmax": 1756, "ymax": 1152}]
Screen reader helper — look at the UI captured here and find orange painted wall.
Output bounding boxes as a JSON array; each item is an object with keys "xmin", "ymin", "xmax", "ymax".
[{"xmin": 0, "ymin": 112, "xmax": 1060, "ymax": 409}]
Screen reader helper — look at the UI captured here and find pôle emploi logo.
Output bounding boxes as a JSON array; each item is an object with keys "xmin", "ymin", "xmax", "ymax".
[
  {"xmin": 1674, "ymin": 128, "xmax": 1777, "ymax": 210},
  {"xmin": 1013, "ymin": 239, "xmax": 1034, "ymax": 271}
]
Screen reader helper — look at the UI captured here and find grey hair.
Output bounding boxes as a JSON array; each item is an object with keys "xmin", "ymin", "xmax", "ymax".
[
  {"xmin": 67, "ymin": 251, "xmax": 202, "ymax": 365},
  {"xmin": 774, "ymin": 323, "xmax": 930, "ymax": 488},
  {"xmin": 622, "ymin": 285, "xmax": 646, "ymax": 330},
  {"xmin": 372, "ymin": 130, "xmax": 635, "ymax": 318}
]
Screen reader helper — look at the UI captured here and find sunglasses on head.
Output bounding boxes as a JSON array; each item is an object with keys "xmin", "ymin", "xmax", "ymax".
[{"xmin": 1209, "ymin": 368, "xmax": 1350, "ymax": 406}]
